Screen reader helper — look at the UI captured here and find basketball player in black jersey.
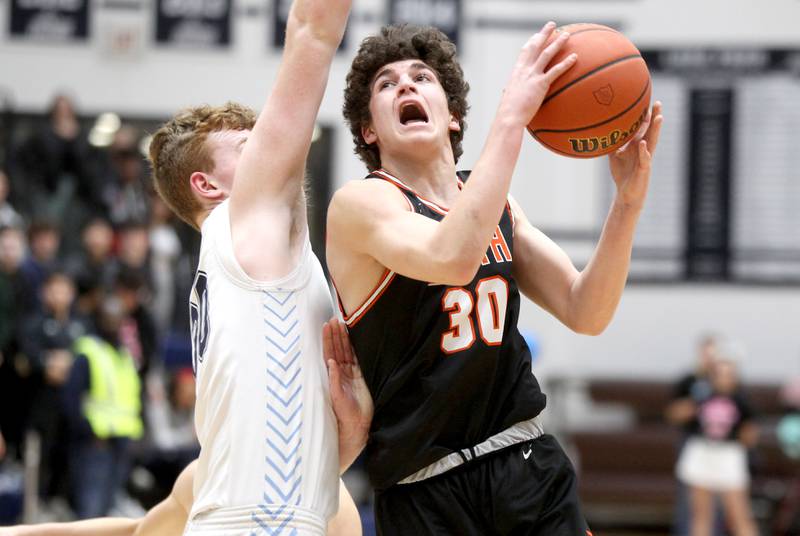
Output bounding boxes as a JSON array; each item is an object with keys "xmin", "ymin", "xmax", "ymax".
[{"xmin": 326, "ymin": 23, "xmax": 663, "ymax": 535}]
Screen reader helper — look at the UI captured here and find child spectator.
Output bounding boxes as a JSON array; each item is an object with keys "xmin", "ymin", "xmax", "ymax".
[{"xmin": 676, "ymin": 355, "xmax": 759, "ymax": 536}]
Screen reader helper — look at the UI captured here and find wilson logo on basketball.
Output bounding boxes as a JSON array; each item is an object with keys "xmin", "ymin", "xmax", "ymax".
[
  {"xmin": 593, "ymin": 84, "xmax": 614, "ymax": 106},
  {"xmin": 567, "ymin": 106, "xmax": 648, "ymax": 154}
]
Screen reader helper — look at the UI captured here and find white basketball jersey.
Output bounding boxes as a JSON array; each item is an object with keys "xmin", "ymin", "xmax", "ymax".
[{"xmin": 187, "ymin": 201, "xmax": 338, "ymax": 535}]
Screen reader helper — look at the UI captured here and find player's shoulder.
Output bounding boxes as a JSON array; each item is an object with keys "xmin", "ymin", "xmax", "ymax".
[{"xmin": 330, "ymin": 178, "xmax": 411, "ymax": 217}]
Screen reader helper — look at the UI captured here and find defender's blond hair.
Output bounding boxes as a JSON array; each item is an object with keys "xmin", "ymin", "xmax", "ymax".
[{"xmin": 148, "ymin": 102, "xmax": 256, "ymax": 229}]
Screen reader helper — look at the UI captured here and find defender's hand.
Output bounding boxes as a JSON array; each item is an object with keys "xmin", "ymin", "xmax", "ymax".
[{"xmin": 322, "ymin": 318, "xmax": 373, "ymax": 470}]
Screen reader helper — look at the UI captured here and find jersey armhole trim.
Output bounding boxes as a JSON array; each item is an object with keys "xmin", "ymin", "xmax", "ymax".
[
  {"xmin": 367, "ymin": 171, "xmax": 415, "ymax": 212},
  {"xmin": 505, "ymin": 200, "xmax": 516, "ymax": 237},
  {"xmin": 372, "ymin": 169, "xmax": 451, "ymax": 215},
  {"xmin": 336, "ymin": 268, "xmax": 396, "ymax": 328}
]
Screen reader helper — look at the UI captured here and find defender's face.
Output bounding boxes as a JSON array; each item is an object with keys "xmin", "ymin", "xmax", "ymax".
[
  {"xmin": 364, "ymin": 59, "xmax": 460, "ymax": 158},
  {"xmin": 205, "ymin": 129, "xmax": 250, "ymax": 197}
]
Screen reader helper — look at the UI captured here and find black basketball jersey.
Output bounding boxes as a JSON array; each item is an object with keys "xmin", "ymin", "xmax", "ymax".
[{"xmin": 342, "ymin": 169, "xmax": 547, "ymax": 491}]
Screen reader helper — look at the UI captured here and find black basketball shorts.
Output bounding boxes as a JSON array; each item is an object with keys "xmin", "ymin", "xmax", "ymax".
[{"xmin": 375, "ymin": 434, "xmax": 592, "ymax": 536}]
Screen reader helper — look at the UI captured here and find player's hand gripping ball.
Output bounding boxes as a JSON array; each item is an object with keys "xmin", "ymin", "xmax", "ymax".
[{"xmin": 529, "ymin": 23, "xmax": 651, "ymax": 158}]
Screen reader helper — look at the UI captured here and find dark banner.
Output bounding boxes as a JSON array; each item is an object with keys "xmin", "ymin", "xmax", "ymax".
[
  {"xmin": 389, "ymin": 0, "xmax": 461, "ymax": 49},
  {"xmin": 641, "ymin": 48, "xmax": 800, "ymax": 74},
  {"xmin": 9, "ymin": 0, "xmax": 89, "ymax": 41},
  {"xmin": 271, "ymin": 0, "xmax": 347, "ymax": 50},
  {"xmin": 684, "ymin": 88, "xmax": 734, "ymax": 281},
  {"xmin": 272, "ymin": 0, "xmax": 289, "ymax": 48},
  {"xmin": 155, "ymin": 0, "xmax": 231, "ymax": 48}
]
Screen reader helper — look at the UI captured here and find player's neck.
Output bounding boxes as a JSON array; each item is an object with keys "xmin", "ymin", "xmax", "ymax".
[
  {"xmin": 380, "ymin": 150, "xmax": 460, "ymax": 207},
  {"xmin": 194, "ymin": 202, "xmax": 218, "ymax": 230}
]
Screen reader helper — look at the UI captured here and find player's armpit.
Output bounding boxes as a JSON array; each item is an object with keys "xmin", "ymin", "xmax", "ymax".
[{"xmin": 327, "ymin": 180, "xmax": 480, "ymax": 286}]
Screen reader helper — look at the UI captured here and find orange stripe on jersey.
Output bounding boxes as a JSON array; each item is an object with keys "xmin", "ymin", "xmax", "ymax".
[
  {"xmin": 505, "ymin": 200, "xmax": 516, "ymax": 236},
  {"xmin": 373, "ymin": 169, "xmax": 451, "ymax": 215},
  {"xmin": 369, "ymin": 170, "xmax": 415, "ymax": 212},
  {"xmin": 342, "ymin": 269, "xmax": 396, "ymax": 328}
]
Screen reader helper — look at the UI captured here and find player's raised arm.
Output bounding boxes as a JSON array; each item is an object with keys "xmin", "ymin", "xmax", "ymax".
[
  {"xmin": 228, "ymin": 0, "xmax": 351, "ymax": 258},
  {"xmin": 510, "ymin": 102, "xmax": 663, "ymax": 335},
  {"xmin": 329, "ymin": 23, "xmax": 576, "ymax": 286}
]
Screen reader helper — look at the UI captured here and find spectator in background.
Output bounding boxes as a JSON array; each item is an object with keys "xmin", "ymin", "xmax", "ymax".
[
  {"xmin": 19, "ymin": 221, "xmax": 61, "ymax": 315},
  {"xmin": 666, "ymin": 334, "xmax": 723, "ymax": 536},
  {"xmin": 147, "ymin": 192, "xmax": 181, "ymax": 336},
  {"xmin": 12, "ymin": 94, "xmax": 101, "ymax": 247},
  {"xmin": 0, "ymin": 226, "xmax": 33, "ymax": 460},
  {"xmin": 0, "ymin": 170, "xmax": 23, "ymax": 229},
  {"xmin": 676, "ymin": 356, "xmax": 759, "ymax": 536},
  {"xmin": 63, "ymin": 296, "xmax": 143, "ymax": 519},
  {"xmin": 113, "ymin": 267, "xmax": 157, "ymax": 377},
  {"xmin": 774, "ymin": 375, "xmax": 800, "ymax": 533},
  {"xmin": 0, "ymin": 226, "xmax": 26, "ymax": 358},
  {"xmin": 778, "ymin": 376, "xmax": 800, "ymax": 460},
  {"xmin": 111, "ymin": 221, "xmax": 152, "ymax": 289},
  {"xmin": 141, "ymin": 367, "xmax": 199, "ymax": 502},
  {"xmin": 101, "ymin": 127, "xmax": 149, "ymax": 227},
  {"xmin": 20, "ymin": 271, "xmax": 88, "ymax": 504},
  {"xmin": 65, "ymin": 217, "xmax": 116, "ymax": 318}
]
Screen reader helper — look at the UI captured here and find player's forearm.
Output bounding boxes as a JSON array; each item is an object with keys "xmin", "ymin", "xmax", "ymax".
[
  {"xmin": 5, "ymin": 518, "xmax": 139, "ymax": 536},
  {"xmin": 338, "ymin": 430, "xmax": 368, "ymax": 474},
  {"xmin": 231, "ymin": 0, "xmax": 350, "ymax": 206},
  {"xmin": 436, "ymin": 117, "xmax": 524, "ymax": 281},
  {"xmin": 568, "ymin": 199, "xmax": 642, "ymax": 335}
]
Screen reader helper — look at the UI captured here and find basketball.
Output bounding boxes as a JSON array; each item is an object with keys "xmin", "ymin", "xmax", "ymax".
[{"xmin": 529, "ymin": 23, "xmax": 651, "ymax": 158}]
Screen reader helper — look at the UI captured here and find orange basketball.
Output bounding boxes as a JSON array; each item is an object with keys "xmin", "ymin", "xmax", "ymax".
[{"xmin": 528, "ymin": 23, "xmax": 651, "ymax": 158}]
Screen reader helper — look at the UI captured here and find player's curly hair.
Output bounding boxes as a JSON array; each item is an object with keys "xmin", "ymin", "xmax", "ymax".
[
  {"xmin": 148, "ymin": 102, "xmax": 255, "ymax": 230},
  {"xmin": 343, "ymin": 25, "xmax": 470, "ymax": 171}
]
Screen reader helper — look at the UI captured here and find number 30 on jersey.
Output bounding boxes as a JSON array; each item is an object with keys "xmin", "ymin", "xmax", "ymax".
[{"xmin": 441, "ymin": 275, "xmax": 509, "ymax": 354}]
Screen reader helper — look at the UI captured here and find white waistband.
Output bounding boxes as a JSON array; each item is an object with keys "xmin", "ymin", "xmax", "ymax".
[
  {"xmin": 187, "ymin": 503, "xmax": 325, "ymax": 535},
  {"xmin": 398, "ymin": 416, "xmax": 545, "ymax": 485}
]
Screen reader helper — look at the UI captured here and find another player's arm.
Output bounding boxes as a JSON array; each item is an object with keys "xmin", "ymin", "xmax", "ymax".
[
  {"xmin": 131, "ymin": 461, "xmax": 194, "ymax": 536},
  {"xmin": 0, "ymin": 463, "xmax": 195, "ymax": 536},
  {"xmin": 0, "ymin": 519, "xmax": 139, "ymax": 536},
  {"xmin": 510, "ymin": 101, "xmax": 663, "ymax": 335},
  {"xmin": 229, "ymin": 0, "xmax": 351, "ymax": 274},
  {"xmin": 328, "ymin": 480, "xmax": 362, "ymax": 536},
  {"xmin": 329, "ymin": 23, "xmax": 576, "ymax": 285}
]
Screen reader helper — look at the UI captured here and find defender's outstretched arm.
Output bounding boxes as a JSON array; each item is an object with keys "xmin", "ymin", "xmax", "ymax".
[{"xmin": 229, "ymin": 0, "xmax": 351, "ymax": 277}]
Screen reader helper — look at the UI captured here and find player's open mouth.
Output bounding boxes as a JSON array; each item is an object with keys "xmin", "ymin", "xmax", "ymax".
[{"xmin": 399, "ymin": 102, "xmax": 429, "ymax": 125}]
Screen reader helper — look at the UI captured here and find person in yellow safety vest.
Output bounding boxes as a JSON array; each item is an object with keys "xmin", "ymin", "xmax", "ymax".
[{"xmin": 62, "ymin": 296, "xmax": 143, "ymax": 520}]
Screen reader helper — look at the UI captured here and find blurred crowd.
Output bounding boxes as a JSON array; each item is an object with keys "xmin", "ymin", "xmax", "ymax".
[{"xmin": 0, "ymin": 94, "xmax": 200, "ymax": 523}]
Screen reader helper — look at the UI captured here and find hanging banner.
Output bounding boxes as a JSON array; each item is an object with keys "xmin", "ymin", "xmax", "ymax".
[
  {"xmin": 271, "ymin": 0, "xmax": 290, "ymax": 48},
  {"xmin": 155, "ymin": 0, "xmax": 231, "ymax": 48},
  {"xmin": 389, "ymin": 0, "xmax": 461, "ymax": 48},
  {"xmin": 9, "ymin": 0, "xmax": 90, "ymax": 41}
]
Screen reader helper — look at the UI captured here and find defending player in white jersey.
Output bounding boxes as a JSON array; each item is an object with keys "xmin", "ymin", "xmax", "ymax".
[{"xmin": 144, "ymin": 0, "xmax": 372, "ymax": 534}]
